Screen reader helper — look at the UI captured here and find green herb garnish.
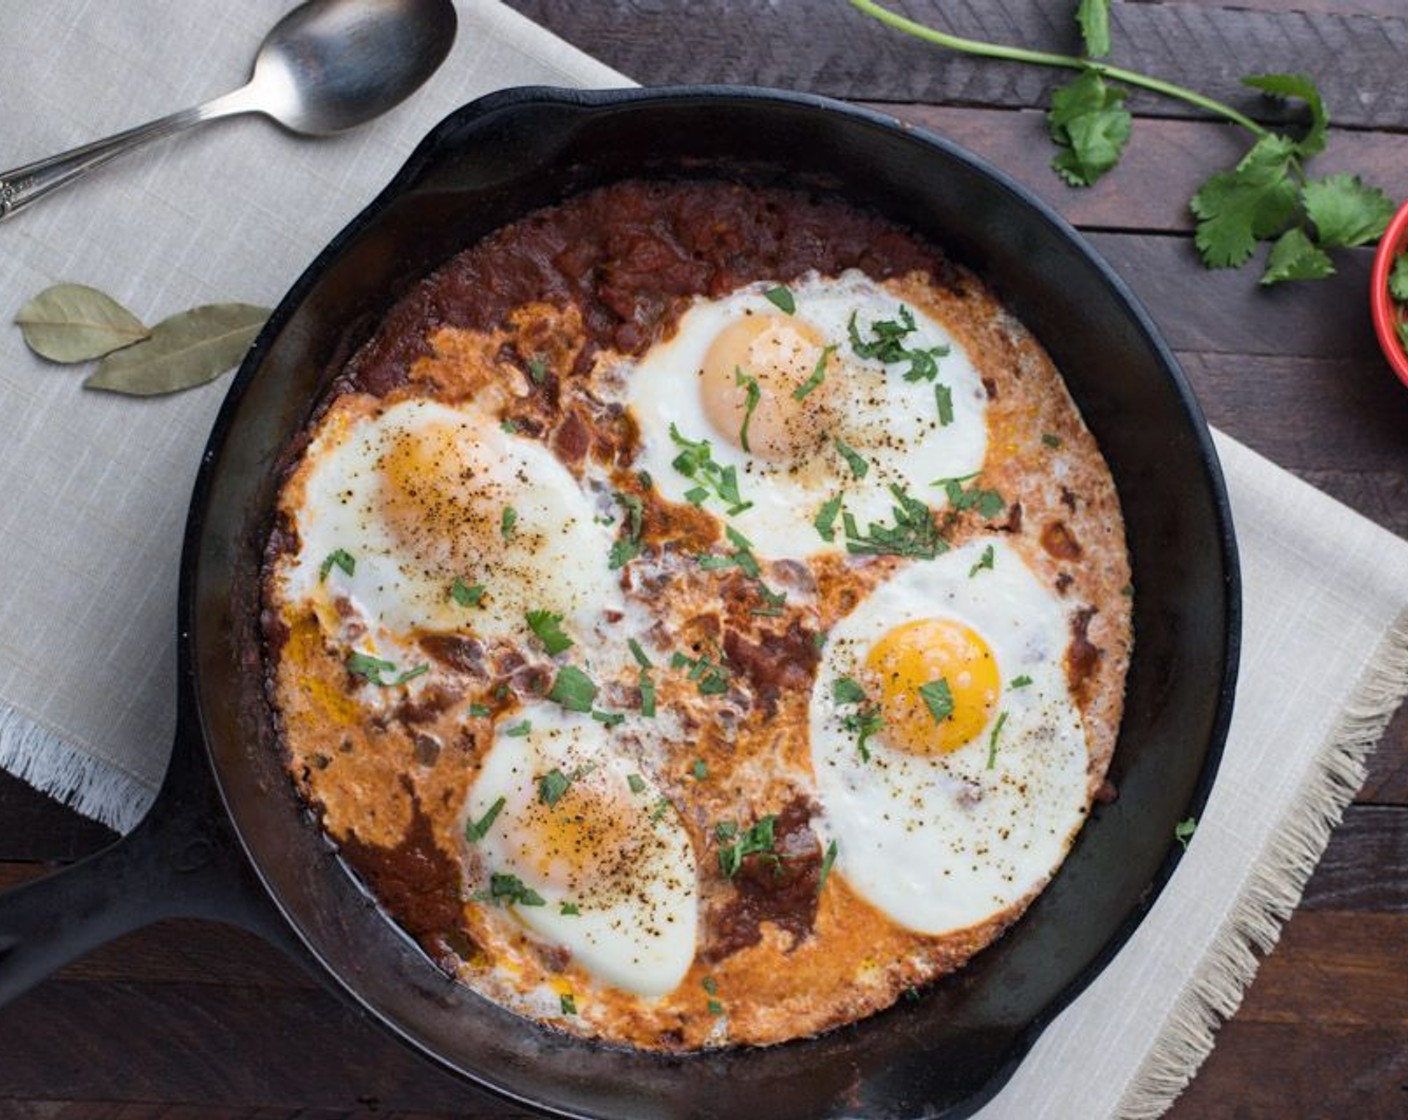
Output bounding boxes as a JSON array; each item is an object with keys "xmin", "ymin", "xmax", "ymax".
[
  {"xmin": 539, "ymin": 767, "xmax": 572, "ymax": 806},
  {"xmin": 627, "ymin": 773, "xmax": 647, "ymax": 795},
  {"xmin": 1042, "ymin": 432, "xmax": 1063, "ymax": 449},
  {"xmin": 560, "ymin": 993, "xmax": 577, "ymax": 1015},
  {"xmin": 608, "ymin": 491, "xmax": 645, "ymax": 570},
  {"xmin": 792, "ymin": 343, "xmax": 835, "ymax": 401},
  {"xmin": 934, "ymin": 382, "xmax": 954, "ymax": 426},
  {"xmin": 833, "ymin": 436, "xmax": 870, "ymax": 480},
  {"xmin": 669, "ymin": 424, "xmax": 753, "ymax": 515},
  {"xmin": 814, "ymin": 492, "xmax": 845, "ymax": 542},
  {"xmin": 763, "ymin": 285, "xmax": 796, "ymax": 314},
  {"xmin": 475, "ymin": 872, "xmax": 546, "ymax": 908},
  {"xmin": 318, "ymin": 548, "xmax": 355, "ymax": 581},
  {"xmin": 346, "ymin": 652, "xmax": 428, "ymax": 687},
  {"xmin": 526, "ymin": 609, "xmax": 573, "ymax": 656},
  {"xmin": 735, "ymin": 367, "xmax": 762, "ymax": 453},
  {"xmin": 1175, "ymin": 817, "xmax": 1198, "ymax": 850},
  {"xmin": 934, "ymin": 473, "xmax": 1006, "ymax": 520},
  {"xmin": 671, "ymin": 650, "xmax": 731, "ymax": 697},
  {"xmin": 969, "ymin": 544, "xmax": 996, "ymax": 577},
  {"xmin": 526, "ymin": 356, "xmax": 548, "ymax": 384},
  {"xmin": 1010, "ymin": 674, "xmax": 1033, "ymax": 689},
  {"xmin": 843, "ymin": 485, "xmax": 946, "ymax": 560},
  {"xmin": 547, "ymin": 665, "xmax": 598, "ymax": 713},
  {"xmin": 985, "ymin": 710, "xmax": 1010, "ymax": 770},
  {"xmin": 717, "ymin": 814, "xmax": 779, "ymax": 878},
  {"xmin": 501, "ymin": 506, "xmax": 518, "ymax": 539},
  {"xmin": 847, "ymin": 305, "xmax": 948, "ymax": 381},
  {"xmin": 833, "ymin": 677, "xmax": 883, "ymax": 761},
  {"xmin": 919, "ymin": 678, "xmax": 955, "ymax": 724},
  {"xmin": 465, "ymin": 796, "xmax": 506, "ymax": 842},
  {"xmin": 504, "ymin": 719, "xmax": 532, "ymax": 738},
  {"xmin": 451, "ymin": 577, "xmax": 484, "ymax": 607},
  {"xmin": 692, "ymin": 759, "xmax": 709, "ymax": 781},
  {"xmin": 817, "ymin": 838, "xmax": 839, "ymax": 894}
]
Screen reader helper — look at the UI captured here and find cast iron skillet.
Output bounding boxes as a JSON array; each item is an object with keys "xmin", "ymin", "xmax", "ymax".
[{"xmin": 0, "ymin": 87, "xmax": 1240, "ymax": 1120}]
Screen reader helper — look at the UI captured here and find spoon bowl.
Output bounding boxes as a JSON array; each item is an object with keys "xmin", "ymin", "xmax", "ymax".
[{"xmin": 0, "ymin": 0, "xmax": 458, "ymax": 219}]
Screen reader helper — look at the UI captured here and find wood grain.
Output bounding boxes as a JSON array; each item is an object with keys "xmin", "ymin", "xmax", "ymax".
[{"xmin": 504, "ymin": 0, "xmax": 1408, "ymax": 128}]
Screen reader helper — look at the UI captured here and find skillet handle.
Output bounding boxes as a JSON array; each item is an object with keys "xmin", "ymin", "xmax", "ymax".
[{"xmin": 0, "ymin": 713, "xmax": 301, "ymax": 1006}]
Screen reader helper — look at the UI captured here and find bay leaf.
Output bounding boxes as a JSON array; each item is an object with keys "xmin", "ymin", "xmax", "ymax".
[
  {"xmin": 84, "ymin": 303, "xmax": 270, "ymax": 397},
  {"xmin": 15, "ymin": 283, "xmax": 150, "ymax": 363}
]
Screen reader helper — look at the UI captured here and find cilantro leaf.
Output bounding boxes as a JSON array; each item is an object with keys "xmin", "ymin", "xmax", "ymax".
[
  {"xmin": 525, "ymin": 609, "xmax": 573, "ymax": 655},
  {"xmin": 763, "ymin": 285, "xmax": 796, "ymax": 314},
  {"xmin": 735, "ymin": 366, "xmax": 762, "ymax": 453},
  {"xmin": 832, "ymin": 677, "xmax": 867, "ymax": 705},
  {"xmin": 669, "ymin": 424, "xmax": 752, "ymax": 515},
  {"xmin": 817, "ymin": 838, "xmax": 839, "ymax": 894},
  {"xmin": 475, "ymin": 872, "xmax": 545, "ymax": 908},
  {"xmin": 1302, "ymin": 173, "xmax": 1394, "ymax": 249},
  {"xmin": 834, "ymin": 437, "xmax": 870, "ymax": 480},
  {"xmin": 346, "ymin": 651, "xmax": 427, "ymax": 687},
  {"xmin": 792, "ymin": 343, "xmax": 834, "ymax": 401},
  {"xmin": 1260, "ymin": 227, "xmax": 1335, "ymax": 287},
  {"xmin": 560, "ymin": 993, "xmax": 577, "ymax": 1015},
  {"xmin": 985, "ymin": 711, "xmax": 1010, "ymax": 770},
  {"xmin": 919, "ymin": 678, "xmax": 954, "ymax": 723},
  {"xmin": 1174, "ymin": 817, "xmax": 1198, "ymax": 850},
  {"xmin": 843, "ymin": 485, "xmax": 945, "ymax": 560},
  {"xmin": 1391, "ymin": 256, "xmax": 1408, "ymax": 303},
  {"xmin": 1242, "ymin": 73, "xmax": 1327, "ymax": 158},
  {"xmin": 547, "ymin": 665, "xmax": 598, "ymax": 712},
  {"xmin": 1047, "ymin": 70, "xmax": 1131, "ymax": 188},
  {"xmin": 1190, "ymin": 134, "xmax": 1299, "ymax": 268},
  {"xmin": 451, "ymin": 577, "xmax": 484, "ymax": 607},
  {"xmin": 814, "ymin": 492, "xmax": 844, "ymax": 542},
  {"xmin": 968, "ymin": 543, "xmax": 996, "ymax": 577},
  {"xmin": 465, "ymin": 796, "xmax": 505, "ymax": 842},
  {"xmin": 717, "ymin": 814, "xmax": 778, "ymax": 878},
  {"xmin": 1076, "ymin": 0, "xmax": 1111, "ymax": 59},
  {"xmin": 318, "ymin": 548, "xmax": 355, "ymax": 581},
  {"xmin": 608, "ymin": 491, "xmax": 645, "ymax": 570},
  {"xmin": 538, "ymin": 767, "xmax": 572, "ymax": 806}
]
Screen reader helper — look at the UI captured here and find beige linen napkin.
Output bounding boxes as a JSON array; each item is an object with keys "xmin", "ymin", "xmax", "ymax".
[{"xmin": 2, "ymin": 3, "xmax": 1406, "ymax": 1117}]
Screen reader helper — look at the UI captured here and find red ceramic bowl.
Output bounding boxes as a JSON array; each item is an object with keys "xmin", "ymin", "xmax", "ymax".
[{"xmin": 1371, "ymin": 197, "xmax": 1408, "ymax": 388}]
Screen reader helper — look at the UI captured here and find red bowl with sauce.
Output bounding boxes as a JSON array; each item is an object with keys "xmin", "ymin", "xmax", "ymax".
[{"xmin": 1371, "ymin": 197, "xmax": 1408, "ymax": 388}]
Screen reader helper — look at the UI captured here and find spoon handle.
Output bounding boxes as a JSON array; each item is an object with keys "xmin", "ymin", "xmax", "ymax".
[{"xmin": 0, "ymin": 89, "xmax": 254, "ymax": 221}]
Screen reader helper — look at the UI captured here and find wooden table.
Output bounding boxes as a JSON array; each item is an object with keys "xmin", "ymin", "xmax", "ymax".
[{"xmin": 2, "ymin": 2, "xmax": 1406, "ymax": 1116}]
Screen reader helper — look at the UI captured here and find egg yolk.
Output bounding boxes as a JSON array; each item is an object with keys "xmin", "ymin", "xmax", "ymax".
[
  {"xmin": 864, "ymin": 618, "xmax": 1001, "ymax": 756},
  {"xmin": 376, "ymin": 421, "xmax": 509, "ymax": 575},
  {"xmin": 516, "ymin": 773, "xmax": 638, "ymax": 898},
  {"xmin": 699, "ymin": 314, "xmax": 840, "ymax": 460}
]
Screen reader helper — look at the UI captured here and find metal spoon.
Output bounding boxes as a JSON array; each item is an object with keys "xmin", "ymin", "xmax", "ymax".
[{"xmin": 0, "ymin": 0, "xmax": 458, "ymax": 220}]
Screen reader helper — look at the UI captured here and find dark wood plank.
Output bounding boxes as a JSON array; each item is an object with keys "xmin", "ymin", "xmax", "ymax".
[
  {"xmin": 1150, "ymin": 0, "xmax": 1404, "ymax": 20},
  {"xmin": 1165, "ymin": 909, "xmax": 1408, "ymax": 1119},
  {"xmin": 1301, "ymin": 806, "xmax": 1408, "ymax": 911},
  {"xmin": 1361, "ymin": 702, "xmax": 1408, "ymax": 805},
  {"xmin": 5, "ymin": 1107, "xmax": 457, "ymax": 1120},
  {"xmin": 0, "ymin": 768, "xmax": 116, "ymax": 862},
  {"xmin": 506, "ymin": 0, "xmax": 1408, "ymax": 129},
  {"xmin": 872, "ymin": 103, "xmax": 1408, "ymax": 237}
]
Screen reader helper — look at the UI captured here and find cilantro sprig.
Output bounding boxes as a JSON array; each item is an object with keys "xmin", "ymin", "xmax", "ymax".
[
  {"xmin": 669, "ymin": 424, "xmax": 753, "ymax": 515},
  {"xmin": 833, "ymin": 676, "xmax": 883, "ymax": 762},
  {"xmin": 716, "ymin": 814, "xmax": 779, "ymax": 878},
  {"xmin": 346, "ymin": 651, "xmax": 428, "ymax": 688},
  {"xmin": 842, "ymin": 485, "xmax": 946, "ymax": 560},
  {"xmin": 850, "ymin": 0, "xmax": 1393, "ymax": 286}
]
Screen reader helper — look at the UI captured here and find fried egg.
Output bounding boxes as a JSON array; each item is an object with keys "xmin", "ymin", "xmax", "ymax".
[
  {"xmin": 809, "ymin": 537, "xmax": 1088, "ymax": 935},
  {"xmin": 625, "ymin": 271, "xmax": 989, "ymax": 558},
  {"xmin": 278, "ymin": 398, "xmax": 623, "ymax": 676},
  {"xmin": 464, "ymin": 701, "xmax": 699, "ymax": 996}
]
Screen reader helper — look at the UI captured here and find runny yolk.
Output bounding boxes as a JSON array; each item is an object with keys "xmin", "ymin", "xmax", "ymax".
[
  {"xmin": 518, "ymin": 775, "xmax": 636, "ymax": 896},
  {"xmin": 376, "ymin": 421, "xmax": 498, "ymax": 570},
  {"xmin": 699, "ymin": 314, "xmax": 840, "ymax": 460},
  {"xmin": 864, "ymin": 618, "xmax": 1001, "ymax": 756}
]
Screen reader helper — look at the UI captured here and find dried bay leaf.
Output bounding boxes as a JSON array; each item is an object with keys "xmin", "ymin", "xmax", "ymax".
[
  {"xmin": 84, "ymin": 303, "xmax": 270, "ymax": 397},
  {"xmin": 15, "ymin": 283, "xmax": 150, "ymax": 363}
]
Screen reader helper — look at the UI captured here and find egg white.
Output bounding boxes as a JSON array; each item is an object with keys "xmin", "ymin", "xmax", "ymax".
[
  {"xmin": 809, "ymin": 538, "xmax": 1088, "ymax": 935},
  {"xmin": 625, "ymin": 271, "xmax": 989, "ymax": 559},
  {"xmin": 280, "ymin": 398, "xmax": 624, "ymax": 672},
  {"xmin": 464, "ymin": 701, "xmax": 699, "ymax": 997}
]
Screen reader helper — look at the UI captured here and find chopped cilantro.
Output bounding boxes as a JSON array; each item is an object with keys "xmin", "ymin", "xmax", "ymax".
[
  {"xmin": 1042, "ymin": 432, "xmax": 1063, "ymax": 449},
  {"xmin": 919, "ymin": 678, "xmax": 955, "ymax": 724},
  {"xmin": 638, "ymin": 666, "xmax": 657, "ymax": 717},
  {"xmin": 833, "ymin": 677, "xmax": 883, "ymax": 761},
  {"xmin": 834, "ymin": 437, "xmax": 870, "ymax": 480},
  {"xmin": 814, "ymin": 492, "xmax": 844, "ymax": 542},
  {"xmin": 525, "ymin": 609, "xmax": 573, "ymax": 656},
  {"xmin": 591, "ymin": 708, "xmax": 625, "ymax": 727},
  {"xmin": 469, "ymin": 702, "xmax": 492, "ymax": 717},
  {"xmin": 500, "ymin": 505, "xmax": 518, "ymax": 539},
  {"xmin": 560, "ymin": 993, "xmax": 577, "ymax": 1015},
  {"xmin": 763, "ymin": 285, "xmax": 796, "ymax": 314},
  {"xmin": 451, "ymin": 577, "xmax": 484, "ymax": 607},
  {"xmin": 526, "ymin": 356, "xmax": 548, "ymax": 384},
  {"xmin": 708, "ymin": 998, "xmax": 725, "ymax": 1016},
  {"xmin": 847, "ymin": 305, "xmax": 948, "ymax": 382},
  {"xmin": 560, "ymin": 901, "xmax": 580, "ymax": 916},
  {"xmin": 934, "ymin": 382, "xmax": 954, "ymax": 426},
  {"xmin": 969, "ymin": 543, "xmax": 996, "ymax": 577},
  {"xmin": 318, "ymin": 548, "xmax": 355, "ymax": 581},
  {"xmin": 500, "ymin": 418, "xmax": 520, "ymax": 434},
  {"xmin": 717, "ymin": 814, "xmax": 778, "ymax": 878},
  {"xmin": 985, "ymin": 710, "xmax": 1010, "ymax": 770},
  {"xmin": 1010, "ymin": 674, "xmax": 1033, "ymax": 689},
  {"xmin": 935, "ymin": 473, "xmax": 1006, "ymax": 520},
  {"xmin": 692, "ymin": 759, "xmax": 708, "ymax": 781},
  {"xmin": 1076, "ymin": 0, "xmax": 1111, "ymax": 58},
  {"xmin": 832, "ymin": 677, "xmax": 866, "ymax": 705},
  {"xmin": 464, "ymin": 796, "xmax": 505, "ymax": 842},
  {"xmin": 628, "ymin": 637, "xmax": 653, "ymax": 668},
  {"xmin": 672, "ymin": 650, "xmax": 731, "ymax": 697},
  {"xmin": 547, "ymin": 665, "xmax": 598, "ymax": 713},
  {"xmin": 702, "ymin": 975, "xmax": 718, "ymax": 995},
  {"xmin": 843, "ymin": 485, "xmax": 946, "ymax": 560},
  {"xmin": 669, "ymin": 425, "xmax": 752, "ymax": 516},
  {"xmin": 475, "ymin": 872, "xmax": 546, "ymax": 908},
  {"xmin": 346, "ymin": 652, "xmax": 427, "ymax": 688},
  {"xmin": 1174, "ymin": 817, "xmax": 1198, "ymax": 850},
  {"xmin": 735, "ymin": 367, "xmax": 762, "ymax": 453},
  {"xmin": 538, "ymin": 767, "xmax": 572, "ymax": 806},
  {"xmin": 627, "ymin": 773, "xmax": 647, "ymax": 795},
  {"xmin": 504, "ymin": 719, "xmax": 531, "ymax": 738},
  {"xmin": 608, "ymin": 491, "xmax": 645, "ymax": 570},
  {"xmin": 792, "ymin": 343, "xmax": 835, "ymax": 401}
]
